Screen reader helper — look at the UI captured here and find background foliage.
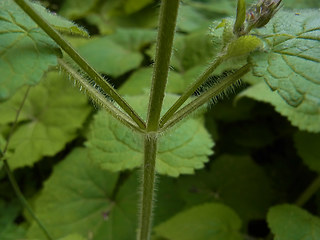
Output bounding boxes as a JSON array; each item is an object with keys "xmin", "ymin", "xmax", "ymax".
[{"xmin": 0, "ymin": 0, "xmax": 320, "ymax": 240}]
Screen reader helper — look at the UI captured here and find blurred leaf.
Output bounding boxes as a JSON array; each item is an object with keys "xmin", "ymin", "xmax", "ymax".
[
  {"xmin": 177, "ymin": 5, "xmax": 211, "ymax": 32},
  {"xmin": 294, "ymin": 131, "xmax": 320, "ymax": 172},
  {"xmin": 268, "ymin": 204, "xmax": 320, "ymax": 240},
  {"xmin": 27, "ymin": 148, "xmax": 139, "ymax": 240},
  {"xmin": 250, "ymin": 10, "xmax": 320, "ymax": 127},
  {"xmin": 77, "ymin": 28, "xmax": 156, "ymax": 77},
  {"xmin": 178, "ymin": 155, "xmax": 274, "ymax": 222},
  {"xmin": 58, "ymin": 234, "xmax": 87, "ymax": 240},
  {"xmin": 0, "ymin": 200, "xmax": 26, "ymax": 240},
  {"xmin": 86, "ymin": 3, "xmax": 158, "ymax": 34},
  {"xmin": 119, "ymin": 67, "xmax": 184, "ymax": 95},
  {"xmin": 239, "ymin": 81, "xmax": 320, "ymax": 132},
  {"xmin": 86, "ymin": 94, "xmax": 214, "ymax": 177},
  {"xmin": 284, "ymin": 0, "xmax": 320, "ymax": 9},
  {"xmin": 183, "ymin": 0, "xmax": 237, "ymax": 16},
  {"xmin": 154, "ymin": 203, "xmax": 243, "ymax": 240},
  {"xmin": 0, "ymin": 72, "xmax": 91, "ymax": 169},
  {"xmin": 0, "ymin": 0, "xmax": 60, "ymax": 101},
  {"xmin": 59, "ymin": 0, "xmax": 99, "ymax": 19},
  {"xmin": 124, "ymin": 0, "xmax": 153, "ymax": 14}
]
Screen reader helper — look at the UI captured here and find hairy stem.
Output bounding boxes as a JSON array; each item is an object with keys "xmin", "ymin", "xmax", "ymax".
[
  {"xmin": 295, "ymin": 175, "xmax": 320, "ymax": 207},
  {"xmin": 161, "ymin": 64, "xmax": 251, "ymax": 132},
  {"xmin": 160, "ymin": 54, "xmax": 226, "ymax": 127},
  {"xmin": 13, "ymin": 0, "xmax": 146, "ymax": 130},
  {"xmin": 146, "ymin": 0, "xmax": 180, "ymax": 131},
  {"xmin": 138, "ymin": 133, "xmax": 158, "ymax": 240},
  {"xmin": 138, "ymin": 1, "xmax": 180, "ymax": 240},
  {"xmin": 58, "ymin": 59, "xmax": 144, "ymax": 133}
]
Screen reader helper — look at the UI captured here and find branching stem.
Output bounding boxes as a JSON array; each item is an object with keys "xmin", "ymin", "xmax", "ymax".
[
  {"xmin": 161, "ymin": 63, "xmax": 251, "ymax": 131},
  {"xmin": 295, "ymin": 175, "xmax": 320, "ymax": 207},
  {"xmin": 138, "ymin": 1, "xmax": 180, "ymax": 240}
]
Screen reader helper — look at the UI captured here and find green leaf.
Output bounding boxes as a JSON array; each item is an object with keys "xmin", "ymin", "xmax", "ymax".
[
  {"xmin": 177, "ymin": 5, "xmax": 211, "ymax": 33},
  {"xmin": 239, "ymin": 81, "xmax": 320, "ymax": 132},
  {"xmin": 0, "ymin": 0, "xmax": 60, "ymax": 100},
  {"xmin": 226, "ymin": 35, "xmax": 263, "ymax": 58},
  {"xmin": 28, "ymin": 1, "xmax": 89, "ymax": 37},
  {"xmin": 0, "ymin": 200, "xmax": 26, "ymax": 240},
  {"xmin": 268, "ymin": 204, "xmax": 320, "ymax": 240},
  {"xmin": 183, "ymin": 0, "xmax": 237, "ymax": 17},
  {"xmin": 0, "ymin": 71, "xmax": 91, "ymax": 169},
  {"xmin": 124, "ymin": 0, "xmax": 153, "ymax": 14},
  {"xmin": 27, "ymin": 148, "xmax": 139, "ymax": 240},
  {"xmin": 86, "ymin": 94, "xmax": 214, "ymax": 177},
  {"xmin": 59, "ymin": 0, "xmax": 99, "ymax": 19},
  {"xmin": 294, "ymin": 132, "xmax": 320, "ymax": 172},
  {"xmin": 178, "ymin": 155, "xmax": 274, "ymax": 222},
  {"xmin": 284, "ymin": 0, "xmax": 320, "ymax": 9},
  {"xmin": 250, "ymin": 10, "xmax": 320, "ymax": 122},
  {"xmin": 154, "ymin": 203, "xmax": 243, "ymax": 240},
  {"xmin": 119, "ymin": 67, "xmax": 184, "ymax": 95},
  {"xmin": 58, "ymin": 234, "xmax": 87, "ymax": 240},
  {"xmin": 76, "ymin": 28, "xmax": 156, "ymax": 77}
]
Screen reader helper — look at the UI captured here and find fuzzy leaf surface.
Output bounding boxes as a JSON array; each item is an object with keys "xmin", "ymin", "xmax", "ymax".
[
  {"xmin": 0, "ymin": 72, "xmax": 90, "ymax": 169},
  {"xmin": 154, "ymin": 203, "xmax": 243, "ymax": 240},
  {"xmin": 27, "ymin": 148, "xmax": 139, "ymax": 240},
  {"xmin": 250, "ymin": 10, "xmax": 320, "ymax": 128},
  {"xmin": 268, "ymin": 204, "xmax": 320, "ymax": 240},
  {"xmin": 86, "ymin": 94, "xmax": 214, "ymax": 177}
]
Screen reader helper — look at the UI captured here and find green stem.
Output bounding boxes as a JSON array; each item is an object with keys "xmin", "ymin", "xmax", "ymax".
[
  {"xmin": 160, "ymin": 63, "xmax": 251, "ymax": 132},
  {"xmin": 138, "ymin": 1, "xmax": 180, "ymax": 240},
  {"xmin": 159, "ymin": 54, "xmax": 226, "ymax": 128},
  {"xmin": 295, "ymin": 175, "xmax": 320, "ymax": 207},
  {"xmin": 138, "ymin": 133, "xmax": 158, "ymax": 240},
  {"xmin": 13, "ymin": 0, "xmax": 146, "ymax": 130},
  {"xmin": 58, "ymin": 59, "xmax": 144, "ymax": 133},
  {"xmin": 3, "ymin": 160, "xmax": 54, "ymax": 240},
  {"xmin": 146, "ymin": 0, "xmax": 180, "ymax": 131}
]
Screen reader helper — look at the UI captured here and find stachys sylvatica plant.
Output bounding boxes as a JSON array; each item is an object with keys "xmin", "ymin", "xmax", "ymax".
[{"xmin": 0, "ymin": 0, "xmax": 319, "ymax": 239}]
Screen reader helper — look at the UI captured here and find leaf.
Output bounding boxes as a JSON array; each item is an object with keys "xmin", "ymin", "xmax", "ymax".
[
  {"xmin": 76, "ymin": 28, "xmax": 156, "ymax": 77},
  {"xmin": 27, "ymin": 148, "xmax": 139, "ymax": 240},
  {"xmin": 239, "ymin": 81, "xmax": 320, "ymax": 132},
  {"xmin": 178, "ymin": 155, "xmax": 274, "ymax": 223},
  {"xmin": 267, "ymin": 204, "xmax": 320, "ymax": 240},
  {"xmin": 0, "ymin": 200, "xmax": 26, "ymax": 240},
  {"xmin": 59, "ymin": 0, "xmax": 99, "ymax": 19},
  {"xmin": 86, "ymin": 94, "xmax": 214, "ymax": 177},
  {"xmin": 250, "ymin": 10, "xmax": 320, "ymax": 124},
  {"xmin": 183, "ymin": 0, "xmax": 237, "ymax": 17},
  {"xmin": 58, "ymin": 234, "xmax": 87, "ymax": 240},
  {"xmin": 0, "ymin": 71, "xmax": 91, "ymax": 169},
  {"xmin": 294, "ymin": 131, "xmax": 320, "ymax": 172},
  {"xmin": 177, "ymin": 5, "xmax": 211, "ymax": 32},
  {"xmin": 119, "ymin": 67, "xmax": 184, "ymax": 95},
  {"xmin": 124, "ymin": 0, "xmax": 153, "ymax": 14},
  {"xmin": 0, "ymin": 0, "xmax": 60, "ymax": 100},
  {"xmin": 29, "ymin": 1, "xmax": 88, "ymax": 37},
  {"xmin": 154, "ymin": 203, "xmax": 243, "ymax": 240},
  {"xmin": 226, "ymin": 35, "xmax": 263, "ymax": 58},
  {"xmin": 283, "ymin": 0, "xmax": 320, "ymax": 9}
]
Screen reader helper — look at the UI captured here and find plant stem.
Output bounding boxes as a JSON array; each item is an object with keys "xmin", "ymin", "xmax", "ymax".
[
  {"xmin": 138, "ymin": 133, "xmax": 158, "ymax": 240},
  {"xmin": 160, "ymin": 63, "xmax": 251, "ymax": 132},
  {"xmin": 159, "ymin": 54, "xmax": 226, "ymax": 127},
  {"xmin": 3, "ymin": 160, "xmax": 54, "ymax": 240},
  {"xmin": 146, "ymin": 0, "xmax": 180, "ymax": 131},
  {"xmin": 295, "ymin": 175, "xmax": 320, "ymax": 207},
  {"xmin": 138, "ymin": 1, "xmax": 179, "ymax": 240},
  {"xmin": 13, "ymin": 0, "xmax": 146, "ymax": 130},
  {"xmin": 58, "ymin": 59, "xmax": 144, "ymax": 133}
]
